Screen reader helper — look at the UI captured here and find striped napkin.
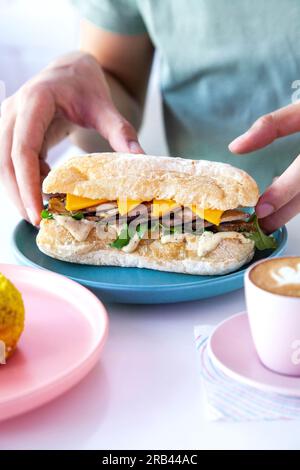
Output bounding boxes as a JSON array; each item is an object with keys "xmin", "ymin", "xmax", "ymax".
[{"xmin": 194, "ymin": 325, "xmax": 300, "ymax": 421}]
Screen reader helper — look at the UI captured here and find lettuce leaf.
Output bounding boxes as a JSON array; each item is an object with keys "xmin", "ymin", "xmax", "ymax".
[
  {"xmin": 41, "ymin": 208, "xmax": 84, "ymax": 221},
  {"xmin": 110, "ymin": 222, "xmax": 154, "ymax": 249},
  {"xmin": 136, "ymin": 222, "xmax": 149, "ymax": 239},
  {"xmin": 41, "ymin": 209, "xmax": 53, "ymax": 220},
  {"xmin": 71, "ymin": 212, "xmax": 84, "ymax": 220},
  {"xmin": 110, "ymin": 224, "xmax": 131, "ymax": 249},
  {"xmin": 247, "ymin": 214, "xmax": 277, "ymax": 250}
]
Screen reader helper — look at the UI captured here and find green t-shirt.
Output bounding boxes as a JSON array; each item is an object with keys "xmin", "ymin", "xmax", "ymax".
[{"xmin": 72, "ymin": 0, "xmax": 300, "ymax": 191}]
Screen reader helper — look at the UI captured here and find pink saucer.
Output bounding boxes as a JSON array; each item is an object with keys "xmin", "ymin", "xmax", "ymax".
[
  {"xmin": 0, "ymin": 264, "xmax": 108, "ymax": 422},
  {"xmin": 208, "ymin": 313, "xmax": 300, "ymax": 397}
]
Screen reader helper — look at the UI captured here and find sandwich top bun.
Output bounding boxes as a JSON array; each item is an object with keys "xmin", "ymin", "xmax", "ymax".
[{"xmin": 43, "ymin": 153, "xmax": 259, "ymax": 211}]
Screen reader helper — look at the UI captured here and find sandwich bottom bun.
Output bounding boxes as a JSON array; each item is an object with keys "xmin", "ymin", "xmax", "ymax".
[{"xmin": 37, "ymin": 220, "xmax": 255, "ymax": 276}]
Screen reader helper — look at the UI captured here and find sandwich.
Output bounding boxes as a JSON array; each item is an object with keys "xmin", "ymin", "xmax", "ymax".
[{"xmin": 37, "ymin": 153, "xmax": 277, "ymax": 275}]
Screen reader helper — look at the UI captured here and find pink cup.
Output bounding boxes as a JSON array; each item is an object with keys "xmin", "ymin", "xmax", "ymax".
[{"xmin": 245, "ymin": 259, "xmax": 300, "ymax": 376}]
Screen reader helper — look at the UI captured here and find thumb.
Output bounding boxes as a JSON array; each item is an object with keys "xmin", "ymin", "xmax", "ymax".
[
  {"xmin": 89, "ymin": 100, "xmax": 144, "ymax": 154},
  {"xmin": 255, "ymin": 154, "xmax": 300, "ymax": 219}
]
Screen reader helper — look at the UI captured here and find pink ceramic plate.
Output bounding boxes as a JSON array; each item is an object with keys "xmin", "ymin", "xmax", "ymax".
[
  {"xmin": 208, "ymin": 312, "xmax": 300, "ymax": 397},
  {"xmin": 0, "ymin": 264, "xmax": 108, "ymax": 422}
]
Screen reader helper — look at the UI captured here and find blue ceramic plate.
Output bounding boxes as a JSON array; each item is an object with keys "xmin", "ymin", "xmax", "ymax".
[{"xmin": 12, "ymin": 221, "xmax": 287, "ymax": 304}]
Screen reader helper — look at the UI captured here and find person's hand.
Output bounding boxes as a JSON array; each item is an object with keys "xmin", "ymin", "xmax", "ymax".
[
  {"xmin": 0, "ymin": 52, "xmax": 143, "ymax": 225},
  {"xmin": 229, "ymin": 102, "xmax": 300, "ymax": 232}
]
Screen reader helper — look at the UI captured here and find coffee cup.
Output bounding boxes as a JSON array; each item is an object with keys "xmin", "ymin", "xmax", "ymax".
[{"xmin": 245, "ymin": 257, "xmax": 300, "ymax": 376}]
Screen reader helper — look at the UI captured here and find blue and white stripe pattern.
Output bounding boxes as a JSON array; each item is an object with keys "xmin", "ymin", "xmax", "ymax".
[{"xmin": 194, "ymin": 325, "xmax": 300, "ymax": 421}]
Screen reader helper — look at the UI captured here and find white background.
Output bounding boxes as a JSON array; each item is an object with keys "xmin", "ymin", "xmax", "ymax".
[{"xmin": 1, "ymin": 0, "xmax": 300, "ymax": 450}]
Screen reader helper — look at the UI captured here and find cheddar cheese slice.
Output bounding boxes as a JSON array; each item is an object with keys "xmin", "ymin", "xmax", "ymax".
[
  {"xmin": 152, "ymin": 199, "xmax": 180, "ymax": 217},
  {"xmin": 188, "ymin": 205, "xmax": 223, "ymax": 225},
  {"xmin": 66, "ymin": 194, "xmax": 107, "ymax": 212},
  {"xmin": 117, "ymin": 199, "xmax": 143, "ymax": 216}
]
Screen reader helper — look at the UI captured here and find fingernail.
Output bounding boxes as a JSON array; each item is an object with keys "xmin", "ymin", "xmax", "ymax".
[
  {"xmin": 256, "ymin": 203, "xmax": 275, "ymax": 218},
  {"xmin": 128, "ymin": 140, "xmax": 143, "ymax": 154},
  {"xmin": 26, "ymin": 207, "xmax": 39, "ymax": 226},
  {"xmin": 228, "ymin": 132, "xmax": 249, "ymax": 151}
]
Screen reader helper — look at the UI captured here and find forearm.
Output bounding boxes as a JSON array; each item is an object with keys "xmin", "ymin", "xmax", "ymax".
[
  {"xmin": 70, "ymin": 69, "xmax": 144, "ymax": 153},
  {"xmin": 0, "ymin": 49, "xmax": 144, "ymax": 225}
]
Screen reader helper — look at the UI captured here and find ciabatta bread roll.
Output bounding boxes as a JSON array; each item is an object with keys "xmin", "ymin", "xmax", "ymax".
[{"xmin": 36, "ymin": 152, "xmax": 272, "ymax": 276}]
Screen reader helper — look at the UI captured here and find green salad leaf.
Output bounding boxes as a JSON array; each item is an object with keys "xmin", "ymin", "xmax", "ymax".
[
  {"xmin": 150, "ymin": 221, "xmax": 160, "ymax": 233},
  {"xmin": 71, "ymin": 212, "xmax": 84, "ymax": 220},
  {"xmin": 41, "ymin": 208, "xmax": 84, "ymax": 221},
  {"xmin": 110, "ymin": 222, "xmax": 150, "ymax": 250},
  {"xmin": 41, "ymin": 209, "xmax": 54, "ymax": 220},
  {"xmin": 247, "ymin": 214, "xmax": 277, "ymax": 250},
  {"xmin": 136, "ymin": 222, "xmax": 149, "ymax": 239},
  {"xmin": 110, "ymin": 224, "xmax": 131, "ymax": 249}
]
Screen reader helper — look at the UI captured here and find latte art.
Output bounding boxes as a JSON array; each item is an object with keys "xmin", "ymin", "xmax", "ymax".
[
  {"xmin": 250, "ymin": 257, "xmax": 300, "ymax": 297},
  {"xmin": 271, "ymin": 263, "xmax": 300, "ymax": 286}
]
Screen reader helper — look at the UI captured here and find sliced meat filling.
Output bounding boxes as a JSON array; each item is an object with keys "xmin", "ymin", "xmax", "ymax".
[{"xmin": 46, "ymin": 196, "xmax": 253, "ymax": 235}]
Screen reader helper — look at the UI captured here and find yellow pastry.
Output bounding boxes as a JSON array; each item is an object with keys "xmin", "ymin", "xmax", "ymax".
[{"xmin": 0, "ymin": 273, "xmax": 25, "ymax": 359}]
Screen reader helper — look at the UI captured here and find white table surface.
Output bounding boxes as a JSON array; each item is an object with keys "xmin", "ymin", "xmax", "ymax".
[{"xmin": 0, "ymin": 180, "xmax": 300, "ymax": 451}]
